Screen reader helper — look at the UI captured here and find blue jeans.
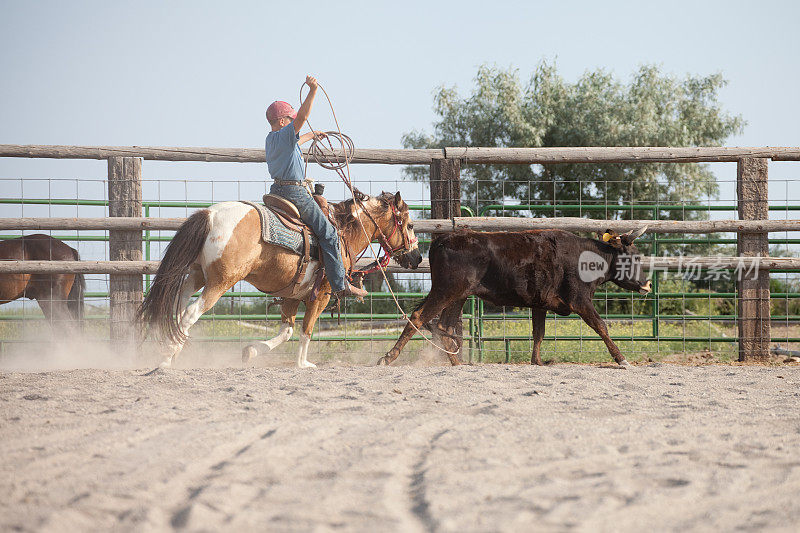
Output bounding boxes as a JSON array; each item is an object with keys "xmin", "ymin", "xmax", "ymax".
[{"xmin": 269, "ymin": 182, "xmax": 347, "ymax": 292}]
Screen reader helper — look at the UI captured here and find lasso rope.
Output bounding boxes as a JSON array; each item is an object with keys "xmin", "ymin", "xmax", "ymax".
[{"xmin": 299, "ymin": 82, "xmax": 461, "ymax": 357}]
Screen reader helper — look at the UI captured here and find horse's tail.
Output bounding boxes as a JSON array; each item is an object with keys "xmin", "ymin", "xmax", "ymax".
[
  {"xmin": 67, "ymin": 248, "xmax": 85, "ymax": 330},
  {"xmin": 139, "ymin": 209, "xmax": 211, "ymax": 343}
]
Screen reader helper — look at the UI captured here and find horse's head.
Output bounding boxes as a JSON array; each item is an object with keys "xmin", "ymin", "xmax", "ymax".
[{"xmin": 353, "ymin": 190, "xmax": 422, "ymax": 269}]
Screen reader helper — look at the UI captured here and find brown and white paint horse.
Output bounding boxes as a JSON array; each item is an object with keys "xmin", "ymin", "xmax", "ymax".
[{"xmin": 140, "ymin": 191, "xmax": 422, "ymax": 368}]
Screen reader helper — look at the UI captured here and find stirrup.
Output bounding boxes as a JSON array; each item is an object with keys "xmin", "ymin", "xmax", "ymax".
[{"xmin": 336, "ymin": 283, "xmax": 368, "ymax": 299}]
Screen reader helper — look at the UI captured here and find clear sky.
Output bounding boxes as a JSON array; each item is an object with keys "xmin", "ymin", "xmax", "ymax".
[
  {"xmin": 1, "ymin": 0, "xmax": 798, "ymax": 300},
  {"xmin": 1, "ymin": 0, "xmax": 798, "ymax": 197}
]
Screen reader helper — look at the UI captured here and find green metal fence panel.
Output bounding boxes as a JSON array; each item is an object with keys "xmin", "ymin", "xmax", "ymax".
[{"xmin": 2, "ymin": 195, "xmax": 799, "ymax": 362}]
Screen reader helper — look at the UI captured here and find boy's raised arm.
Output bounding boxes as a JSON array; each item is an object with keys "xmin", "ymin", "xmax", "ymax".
[{"xmin": 294, "ymin": 75, "xmax": 318, "ymax": 134}]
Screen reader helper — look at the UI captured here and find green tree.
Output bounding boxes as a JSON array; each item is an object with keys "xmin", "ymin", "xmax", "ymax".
[{"xmin": 403, "ymin": 62, "xmax": 744, "ymax": 223}]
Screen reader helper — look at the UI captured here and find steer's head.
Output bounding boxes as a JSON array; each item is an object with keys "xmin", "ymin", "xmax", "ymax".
[{"xmin": 599, "ymin": 227, "xmax": 652, "ymax": 295}]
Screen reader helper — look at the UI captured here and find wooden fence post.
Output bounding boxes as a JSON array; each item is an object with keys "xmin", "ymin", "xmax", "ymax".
[
  {"xmin": 430, "ymin": 158, "xmax": 463, "ymax": 359},
  {"xmin": 737, "ymin": 157, "xmax": 770, "ymax": 361},
  {"xmin": 108, "ymin": 157, "xmax": 143, "ymax": 349},
  {"xmin": 430, "ymin": 158, "xmax": 462, "ymax": 223}
]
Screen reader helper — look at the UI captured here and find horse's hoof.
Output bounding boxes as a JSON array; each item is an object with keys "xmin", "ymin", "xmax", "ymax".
[
  {"xmin": 297, "ymin": 361, "xmax": 317, "ymax": 369},
  {"xmin": 242, "ymin": 345, "xmax": 257, "ymax": 364},
  {"xmin": 376, "ymin": 355, "xmax": 390, "ymax": 366},
  {"xmin": 618, "ymin": 359, "xmax": 630, "ymax": 368},
  {"xmin": 158, "ymin": 360, "xmax": 172, "ymax": 369}
]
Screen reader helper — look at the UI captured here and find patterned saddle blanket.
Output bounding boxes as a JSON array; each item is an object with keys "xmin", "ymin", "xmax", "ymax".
[{"xmin": 240, "ymin": 201, "xmax": 319, "ymax": 257}]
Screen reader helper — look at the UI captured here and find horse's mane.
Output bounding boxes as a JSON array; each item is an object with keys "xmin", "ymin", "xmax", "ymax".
[{"xmin": 332, "ymin": 189, "xmax": 395, "ymax": 236}]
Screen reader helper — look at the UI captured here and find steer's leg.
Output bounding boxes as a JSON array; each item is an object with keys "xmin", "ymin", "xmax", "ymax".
[
  {"xmin": 530, "ymin": 308, "xmax": 546, "ymax": 365},
  {"xmin": 436, "ymin": 298, "xmax": 467, "ymax": 365},
  {"xmin": 574, "ymin": 300, "xmax": 628, "ymax": 366},
  {"xmin": 378, "ymin": 290, "xmax": 460, "ymax": 366}
]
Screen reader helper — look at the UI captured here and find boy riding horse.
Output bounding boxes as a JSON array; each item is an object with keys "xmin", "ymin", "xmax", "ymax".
[{"xmin": 265, "ymin": 75, "xmax": 368, "ymax": 299}]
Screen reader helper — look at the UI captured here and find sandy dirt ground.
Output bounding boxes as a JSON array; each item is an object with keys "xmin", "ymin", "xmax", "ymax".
[{"xmin": 2, "ymin": 361, "xmax": 800, "ymax": 532}]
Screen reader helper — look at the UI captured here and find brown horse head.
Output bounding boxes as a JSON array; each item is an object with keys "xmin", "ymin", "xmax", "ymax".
[{"xmin": 335, "ymin": 190, "xmax": 422, "ymax": 269}]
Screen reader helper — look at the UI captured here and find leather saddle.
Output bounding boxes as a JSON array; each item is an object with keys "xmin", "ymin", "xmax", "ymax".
[
  {"xmin": 262, "ymin": 194, "xmax": 305, "ymax": 231},
  {"xmin": 262, "ymin": 193, "xmax": 338, "ymax": 234},
  {"xmin": 257, "ymin": 193, "xmax": 341, "ymax": 300}
]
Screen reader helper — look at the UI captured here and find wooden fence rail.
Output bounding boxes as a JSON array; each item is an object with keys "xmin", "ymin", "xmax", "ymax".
[
  {"xmin": 0, "ymin": 144, "xmax": 442, "ymax": 164},
  {"xmin": 2, "ymin": 144, "xmax": 800, "ymax": 164},
  {"xmin": 0, "ymin": 217, "xmax": 187, "ymax": 231},
  {"xmin": 444, "ymin": 146, "xmax": 800, "ymax": 163},
  {"xmin": 448, "ymin": 218, "xmax": 800, "ymax": 234},
  {"xmin": 2, "ymin": 256, "xmax": 800, "ymax": 275},
  {"xmin": 2, "ymin": 217, "xmax": 800, "ymax": 234}
]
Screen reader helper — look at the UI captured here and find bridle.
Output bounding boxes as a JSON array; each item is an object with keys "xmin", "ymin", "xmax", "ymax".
[
  {"xmin": 379, "ymin": 203, "xmax": 418, "ymax": 254},
  {"xmin": 351, "ymin": 200, "xmax": 417, "ymax": 276}
]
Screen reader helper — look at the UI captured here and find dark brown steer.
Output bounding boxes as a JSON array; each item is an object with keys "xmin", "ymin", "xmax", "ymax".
[{"xmin": 379, "ymin": 227, "xmax": 651, "ymax": 367}]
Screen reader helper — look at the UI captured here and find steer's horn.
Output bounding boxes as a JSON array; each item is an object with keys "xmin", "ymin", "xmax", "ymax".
[{"xmin": 623, "ymin": 226, "xmax": 648, "ymax": 243}]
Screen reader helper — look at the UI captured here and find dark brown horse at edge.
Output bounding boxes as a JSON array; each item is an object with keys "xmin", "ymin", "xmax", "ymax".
[{"xmin": 0, "ymin": 234, "xmax": 85, "ymax": 331}]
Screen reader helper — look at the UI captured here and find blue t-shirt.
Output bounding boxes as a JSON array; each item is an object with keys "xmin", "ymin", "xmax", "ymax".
[{"xmin": 265, "ymin": 122, "xmax": 304, "ymax": 182}]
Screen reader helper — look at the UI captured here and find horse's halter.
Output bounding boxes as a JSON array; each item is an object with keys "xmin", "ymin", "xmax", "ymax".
[
  {"xmin": 380, "ymin": 203, "xmax": 418, "ymax": 256},
  {"xmin": 352, "ymin": 198, "xmax": 417, "ymax": 275}
]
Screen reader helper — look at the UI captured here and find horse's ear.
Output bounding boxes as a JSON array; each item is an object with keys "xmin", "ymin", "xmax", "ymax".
[{"xmin": 394, "ymin": 191, "xmax": 402, "ymax": 205}]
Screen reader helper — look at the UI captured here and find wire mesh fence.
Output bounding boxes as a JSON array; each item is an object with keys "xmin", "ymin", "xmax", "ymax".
[
  {"xmin": 0, "ymin": 174, "xmax": 435, "ymax": 364},
  {"xmin": 464, "ymin": 165, "xmax": 800, "ymax": 363}
]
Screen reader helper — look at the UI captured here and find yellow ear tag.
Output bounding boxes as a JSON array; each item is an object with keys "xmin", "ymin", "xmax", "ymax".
[{"xmin": 602, "ymin": 233, "xmax": 613, "ymax": 242}]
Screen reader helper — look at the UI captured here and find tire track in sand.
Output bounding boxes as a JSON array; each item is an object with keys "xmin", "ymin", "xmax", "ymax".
[
  {"xmin": 382, "ymin": 427, "xmax": 450, "ymax": 533},
  {"xmin": 145, "ymin": 427, "xmax": 278, "ymax": 530}
]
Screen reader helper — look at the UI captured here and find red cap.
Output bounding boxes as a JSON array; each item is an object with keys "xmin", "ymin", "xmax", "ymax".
[{"xmin": 266, "ymin": 101, "xmax": 297, "ymax": 123}]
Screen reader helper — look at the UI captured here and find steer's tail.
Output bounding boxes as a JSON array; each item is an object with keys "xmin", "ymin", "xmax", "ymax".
[{"xmin": 139, "ymin": 209, "xmax": 211, "ymax": 343}]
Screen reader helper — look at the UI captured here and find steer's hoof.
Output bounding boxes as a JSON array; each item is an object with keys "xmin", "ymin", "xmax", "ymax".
[
  {"xmin": 242, "ymin": 345, "xmax": 257, "ymax": 364},
  {"xmin": 376, "ymin": 355, "xmax": 391, "ymax": 366}
]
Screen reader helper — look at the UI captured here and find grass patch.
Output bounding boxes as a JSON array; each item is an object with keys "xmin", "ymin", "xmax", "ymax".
[{"xmin": 476, "ymin": 315, "xmax": 737, "ymax": 363}]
